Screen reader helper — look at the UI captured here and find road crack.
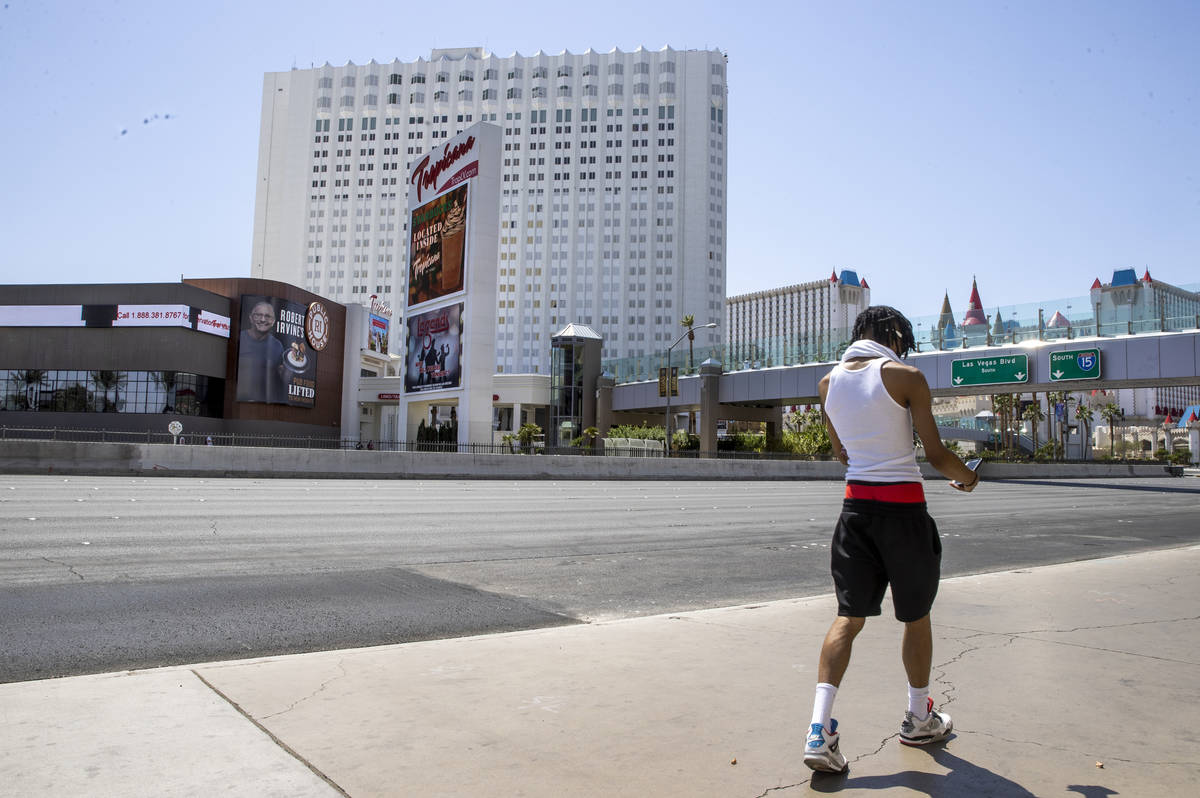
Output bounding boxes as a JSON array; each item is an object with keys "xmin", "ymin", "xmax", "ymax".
[{"xmin": 41, "ymin": 556, "xmax": 84, "ymax": 581}]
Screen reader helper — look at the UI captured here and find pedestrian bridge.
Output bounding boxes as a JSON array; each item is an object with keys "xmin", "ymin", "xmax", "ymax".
[{"xmin": 611, "ymin": 329, "xmax": 1200, "ymax": 420}]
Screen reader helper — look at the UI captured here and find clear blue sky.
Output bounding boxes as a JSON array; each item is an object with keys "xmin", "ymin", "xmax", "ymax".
[{"xmin": 2, "ymin": 0, "xmax": 1197, "ymax": 321}]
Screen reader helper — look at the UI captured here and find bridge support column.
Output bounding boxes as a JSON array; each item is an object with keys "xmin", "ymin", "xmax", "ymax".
[
  {"xmin": 699, "ymin": 359, "xmax": 722, "ymax": 458},
  {"xmin": 595, "ymin": 373, "xmax": 615, "ymax": 445}
]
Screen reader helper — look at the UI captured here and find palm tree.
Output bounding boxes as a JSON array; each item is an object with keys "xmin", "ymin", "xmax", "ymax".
[
  {"xmin": 1075, "ymin": 403, "xmax": 1094, "ymax": 459},
  {"xmin": 150, "ymin": 370, "xmax": 178, "ymax": 412},
  {"xmin": 992, "ymin": 393, "xmax": 1017, "ymax": 454},
  {"xmin": 1047, "ymin": 390, "xmax": 1070, "ymax": 458},
  {"xmin": 679, "ymin": 314, "xmax": 696, "ymax": 372},
  {"xmin": 90, "ymin": 370, "xmax": 126, "ymax": 413},
  {"xmin": 13, "ymin": 369, "xmax": 48, "ymax": 411},
  {"xmin": 1023, "ymin": 399, "xmax": 1045, "ymax": 454},
  {"xmin": 1099, "ymin": 402, "xmax": 1122, "ymax": 459}
]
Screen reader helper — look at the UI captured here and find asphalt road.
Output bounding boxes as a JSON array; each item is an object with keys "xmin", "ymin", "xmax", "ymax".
[{"xmin": 2, "ymin": 474, "xmax": 1197, "ymax": 683}]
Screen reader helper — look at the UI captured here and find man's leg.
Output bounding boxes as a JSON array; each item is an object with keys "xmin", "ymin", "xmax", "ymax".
[
  {"xmin": 819, "ymin": 615, "xmax": 866, "ymax": 686},
  {"xmin": 811, "ymin": 616, "xmax": 865, "ymax": 732},
  {"xmin": 898, "ymin": 612, "xmax": 951, "ymax": 744},
  {"xmin": 901, "ymin": 613, "xmax": 932, "ymax": 690},
  {"xmin": 806, "ymin": 616, "xmax": 864, "ymax": 773}
]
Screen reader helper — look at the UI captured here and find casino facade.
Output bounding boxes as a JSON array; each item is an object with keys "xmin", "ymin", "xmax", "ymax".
[{"xmin": 0, "ymin": 279, "xmax": 356, "ymax": 440}]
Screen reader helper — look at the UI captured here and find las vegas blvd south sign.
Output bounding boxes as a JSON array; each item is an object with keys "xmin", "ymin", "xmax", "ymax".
[{"xmin": 951, "ymin": 354, "xmax": 1029, "ymax": 387}]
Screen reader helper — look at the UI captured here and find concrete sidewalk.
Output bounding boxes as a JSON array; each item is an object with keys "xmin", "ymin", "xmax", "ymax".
[{"xmin": 3, "ymin": 548, "xmax": 1198, "ymax": 797}]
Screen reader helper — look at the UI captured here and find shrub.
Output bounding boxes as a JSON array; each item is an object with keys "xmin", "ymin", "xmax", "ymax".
[{"xmin": 609, "ymin": 423, "xmax": 664, "ymax": 442}]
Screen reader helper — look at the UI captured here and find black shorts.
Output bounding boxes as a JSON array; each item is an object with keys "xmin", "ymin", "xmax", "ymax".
[{"xmin": 831, "ymin": 498, "xmax": 942, "ymax": 623}]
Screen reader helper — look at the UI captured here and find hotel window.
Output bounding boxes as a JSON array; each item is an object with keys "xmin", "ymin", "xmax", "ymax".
[
  {"xmin": 483, "ymin": 68, "xmax": 498, "ymax": 80},
  {"xmin": 557, "ymin": 85, "xmax": 571, "ymax": 97},
  {"xmin": 582, "ymin": 63, "xmax": 598, "ymax": 76},
  {"xmin": 607, "ymin": 83, "xmax": 623, "ymax": 96},
  {"xmin": 507, "ymin": 68, "xmax": 523, "ymax": 80},
  {"xmin": 317, "ymin": 97, "xmax": 331, "ymax": 109},
  {"xmin": 458, "ymin": 89, "xmax": 473, "ymax": 101},
  {"xmin": 410, "ymin": 74, "xmax": 426, "ymax": 84},
  {"xmin": 459, "ymin": 71, "xmax": 474, "ymax": 81},
  {"xmin": 507, "ymin": 87, "xmax": 523, "ymax": 99},
  {"xmin": 341, "ymin": 76, "xmax": 356, "ymax": 87},
  {"xmin": 608, "ymin": 63, "xmax": 624, "ymax": 75},
  {"xmin": 410, "ymin": 92, "xmax": 425, "ymax": 103},
  {"xmin": 319, "ymin": 77, "xmax": 334, "ymax": 88},
  {"xmin": 433, "ymin": 90, "xmax": 448, "ymax": 101},
  {"xmin": 364, "ymin": 74, "xmax": 379, "ymax": 86},
  {"xmin": 633, "ymin": 62, "xmax": 649, "ymax": 74},
  {"xmin": 531, "ymin": 86, "xmax": 546, "ymax": 98},
  {"xmin": 482, "ymin": 89, "xmax": 496, "ymax": 100},
  {"xmin": 532, "ymin": 66, "xmax": 548, "ymax": 79},
  {"xmin": 340, "ymin": 96, "xmax": 354, "ymax": 107},
  {"xmin": 389, "ymin": 73, "xmax": 402, "ymax": 85},
  {"xmin": 556, "ymin": 65, "xmax": 573, "ymax": 77},
  {"xmin": 436, "ymin": 72, "xmax": 449, "ymax": 82}
]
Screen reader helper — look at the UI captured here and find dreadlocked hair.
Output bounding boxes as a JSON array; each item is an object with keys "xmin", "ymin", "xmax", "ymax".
[{"xmin": 851, "ymin": 305, "xmax": 917, "ymax": 358}]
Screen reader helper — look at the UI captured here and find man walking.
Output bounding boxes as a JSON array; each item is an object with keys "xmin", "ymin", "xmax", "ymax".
[{"xmin": 804, "ymin": 306, "xmax": 979, "ymax": 774}]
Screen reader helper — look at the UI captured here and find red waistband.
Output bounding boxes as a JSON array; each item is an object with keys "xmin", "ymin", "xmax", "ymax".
[{"xmin": 844, "ymin": 482, "xmax": 926, "ymax": 503}]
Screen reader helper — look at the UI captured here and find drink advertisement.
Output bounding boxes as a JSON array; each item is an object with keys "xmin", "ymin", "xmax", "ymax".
[
  {"xmin": 404, "ymin": 303, "xmax": 463, "ymax": 393},
  {"xmin": 367, "ymin": 294, "xmax": 392, "ymax": 353},
  {"xmin": 235, "ymin": 295, "xmax": 317, "ymax": 407},
  {"xmin": 408, "ymin": 183, "xmax": 468, "ymax": 307}
]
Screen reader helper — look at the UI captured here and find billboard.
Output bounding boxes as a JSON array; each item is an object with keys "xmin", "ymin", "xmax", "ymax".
[
  {"xmin": 0, "ymin": 304, "xmax": 230, "ymax": 336},
  {"xmin": 408, "ymin": 183, "xmax": 468, "ymax": 307},
  {"xmin": 236, "ymin": 295, "xmax": 317, "ymax": 407},
  {"xmin": 404, "ymin": 303, "xmax": 463, "ymax": 393},
  {"xmin": 367, "ymin": 295, "xmax": 392, "ymax": 353}
]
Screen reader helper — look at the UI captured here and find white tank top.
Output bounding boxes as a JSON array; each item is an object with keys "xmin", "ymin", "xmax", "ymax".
[{"xmin": 825, "ymin": 358, "xmax": 923, "ymax": 483}]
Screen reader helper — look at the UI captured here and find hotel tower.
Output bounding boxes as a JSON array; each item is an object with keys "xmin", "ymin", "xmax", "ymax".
[{"xmin": 250, "ymin": 46, "xmax": 728, "ymax": 374}]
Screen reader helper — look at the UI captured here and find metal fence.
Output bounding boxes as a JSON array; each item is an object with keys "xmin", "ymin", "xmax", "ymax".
[{"xmin": 0, "ymin": 425, "xmax": 835, "ymax": 461}]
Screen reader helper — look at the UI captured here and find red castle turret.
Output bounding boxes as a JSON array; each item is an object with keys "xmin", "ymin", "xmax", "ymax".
[{"xmin": 962, "ymin": 277, "xmax": 988, "ymax": 327}]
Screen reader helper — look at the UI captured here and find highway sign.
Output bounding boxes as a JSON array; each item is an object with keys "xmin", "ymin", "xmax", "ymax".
[
  {"xmin": 1049, "ymin": 348, "xmax": 1101, "ymax": 382},
  {"xmin": 951, "ymin": 354, "xmax": 1029, "ymax": 387}
]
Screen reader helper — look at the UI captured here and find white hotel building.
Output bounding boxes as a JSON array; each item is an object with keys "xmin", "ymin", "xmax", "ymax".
[
  {"xmin": 724, "ymin": 270, "xmax": 870, "ymax": 368},
  {"xmin": 251, "ymin": 46, "xmax": 728, "ymax": 374}
]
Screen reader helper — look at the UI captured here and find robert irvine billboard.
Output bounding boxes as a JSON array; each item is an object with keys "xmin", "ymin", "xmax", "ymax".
[{"xmin": 235, "ymin": 294, "xmax": 330, "ymax": 407}]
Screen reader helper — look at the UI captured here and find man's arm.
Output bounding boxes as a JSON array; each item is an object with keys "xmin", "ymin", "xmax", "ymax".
[
  {"xmin": 884, "ymin": 363, "xmax": 978, "ymax": 491},
  {"xmin": 817, "ymin": 374, "xmax": 848, "ymax": 466}
]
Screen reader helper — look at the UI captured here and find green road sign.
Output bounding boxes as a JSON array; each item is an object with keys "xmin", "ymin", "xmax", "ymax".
[
  {"xmin": 951, "ymin": 354, "xmax": 1029, "ymax": 387},
  {"xmin": 1049, "ymin": 348, "xmax": 1101, "ymax": 381}
]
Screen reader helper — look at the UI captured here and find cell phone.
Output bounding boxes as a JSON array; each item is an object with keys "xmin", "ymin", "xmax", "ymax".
[{"xmin": 952, "ymin": 458, "xmax": 982, "ymax": 489}]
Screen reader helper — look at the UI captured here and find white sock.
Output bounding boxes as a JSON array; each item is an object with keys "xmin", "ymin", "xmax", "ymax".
[
  {"xmin": 811, "ymin": 682, "xmax": 837, "ymax": 731},
  {"xmin": 908, "ymin": 684, "xmax": 931, "ymax": 719}
]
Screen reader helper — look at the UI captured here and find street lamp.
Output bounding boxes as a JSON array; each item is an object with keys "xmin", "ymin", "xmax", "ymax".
[{"xmin": 665, "ymin": 322, "xmax": 718, "ymax": 456}]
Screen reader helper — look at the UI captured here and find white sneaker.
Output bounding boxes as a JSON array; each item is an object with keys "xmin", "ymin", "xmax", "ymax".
[
  {"xmin": 803, "ymin": 719, "xmax": 848, "ymax": 773},
  {"xmin": 900, "ymin": 697, "xmax": 953, "ymax": 746}
]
